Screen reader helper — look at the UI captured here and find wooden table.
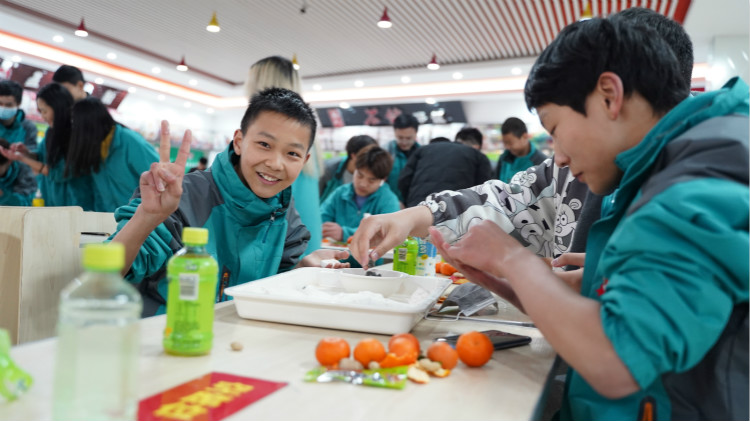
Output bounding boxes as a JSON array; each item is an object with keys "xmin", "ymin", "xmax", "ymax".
[{"xmin": 1, "ymin": 287, "xmax": 555, "ymax": 421}]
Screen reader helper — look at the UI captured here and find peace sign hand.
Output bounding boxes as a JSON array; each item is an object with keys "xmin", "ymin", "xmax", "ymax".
[{"xmin": 138, "ymin": 120, "xmax": 192, "ymax": 222}]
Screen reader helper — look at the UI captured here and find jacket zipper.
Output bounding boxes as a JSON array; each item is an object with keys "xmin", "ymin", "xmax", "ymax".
[{"xmin": 262, "ymin": 211, "xmax": 281, "ymax": 243}]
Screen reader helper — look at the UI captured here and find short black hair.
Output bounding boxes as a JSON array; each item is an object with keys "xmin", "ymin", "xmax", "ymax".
[
  {"xmin": 355, "ymin": 145, "xmax": 392, "ymax": 179},
  {"xmin": 239, "ymin": 87, "xmax": 316, "ymax": 149},
  {"xmin": 0, "ymin": 80, "xmax": 23, "ymax": 104},
  {"xmin": 501, "ymin": 117, "xmax": 527, "ymax": 138},
  {"xmin": 52, "ymin": 65, "xmax": 86, "ymax": 85},
  {"xmin": 199, "ymin": 157, "xmax": 208, "ymax": 165},
  {"xmin": 393, "ymin": 114, "xmax": 419, "ymax": 130},
  {"xmin": 455, "ymin": 127, "xmax": 483, "ymax": 148},
  {"xmin": 429, "ymin": 136, "xmax": 450, "ymax": 144},
  {"xmin": 525, "ymin": 18, "xmax": 688, "ymax": 116},
  {"xmin": 345, "ymin": 135, "xmax": 377, "ymax": 157},
  {"xmin": 0, "ymin": 138, "xmax": 9, "ymax": 165},
  {"xmin": 609, "ymin": 7, "xmax": 693, "ymax": 88}
]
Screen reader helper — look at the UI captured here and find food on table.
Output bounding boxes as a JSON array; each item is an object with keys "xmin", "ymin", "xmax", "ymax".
[
  {"xmin": 440, "ymin": 262, "xmax": 458, "ymax": 276},
  {"xmin": 456, "ymin": 331, "xmax": 493, "ymax": 367},
  {"xmin": 230, "ymin": 341, "xmax": 243, "ymax": 351},
  {"xmin": 353, "ymin": 338, "xmax": 387, "ymax": 367},
  {"xmin": 315, "ymin": 337, "xmax": 351, "ymax": 367},
  {"xmin": 388, "ymin": 337, "xmax": 419, "ymax": 362},
  {"xmin": 416, "ymin": 358, "xmax": 451, "ymax": 378},
  {"xmin": 407, "ymin": 365, "xmax": 430, "ymax": 384},
  {"xmin": 339, "ymin": 358, "xmax": 364, "ymax": 370},
  {"xmin": 426, "ymin": 342, "xmax": 459, "ymax": 370},
  {"xmin": 388, "ymin": 333, "xmax": 420, "ymax": 354}
]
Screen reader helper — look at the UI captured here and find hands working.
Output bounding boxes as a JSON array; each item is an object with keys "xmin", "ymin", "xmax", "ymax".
[
  {"xmin": 349, "ymin": 206, "xmax": 431, "ymax": 269},
  {"xmin": 321, "ymin": 222, "xmax": 343, "ymax": 242},
  {"xmin": 0, "ymin": 143, "xmax": 47, "ymax": 175},
  {"xmin": 300, "ymin": 249, "xmax": 351, "ymax": 269}
]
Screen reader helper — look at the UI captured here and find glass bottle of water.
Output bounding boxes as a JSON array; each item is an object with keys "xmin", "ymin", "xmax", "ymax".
[{"xmin": 53, "ymin": 243, "xmax": 142, "ymax": 421}]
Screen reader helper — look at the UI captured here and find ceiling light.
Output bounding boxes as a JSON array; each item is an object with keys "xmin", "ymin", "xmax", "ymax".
[
  {"xmin": 176, "ymin": 56, "xmax": 188, "ymax": 72},
  {"xmin": 52, "ymin": 35, "xmax": 64, "ymax": 43},
  {"xmin": 10, "ymin": 55, "xmax": 21, "ymax": 63},
  {"xmin": 292, "ymin": 54, "xmax": 300, "ymax": 70},
  {"xmin": 94, "ymin": 77, "xmax": 104, "ymax": 84},
  {"xmin": 452, "ymin": 72, "xmax": 463, "ymax": 80},
  {"xmin": 128, "ymin": 87, "xmax": 136, "ymax": 93},
  {"xmin": 84, "ymin": 83, "xmax": 94, "ymax": 94},
  {"xmin": 189, "ymin": 79, "xmax": 198, "ymax": 86},
  {"xmin": 157, "ymin": 94, "xmax": 166, "ymax": 101},
  {"xmin": 378, "ymin": 7, "xmax": 392, "ymax": 29},
  {"xmin": 401, "ymin": 75, "xmax": 411, "ymax": 84},
  {"xmin": 184, "ymin": 102, "xmax": 192, "ymax": 108},
  {"xmin": 312, "ymin": 84, "xmax": 322, "ymax": 91},
  {"xmin": 206, "ymin": 12, "xmax": 220, "ymax": 32},
  {"xmin": 151, "ymin": 67, "xmax": 161, "ymax": 74},
  {"xmin": 74, "ymin": 18, "xmax": 88, "ymax": 37},
  {"xmin": 511, "ymin": 67, "xmax": 522, "ymax": 75},
  {"xmin": 106, "ymin": 52, "xmax": 117, "ymax": 60},
  {"xmin": 354, "ymin": 80, "xmax": 364, "ymax": 88},
  {"xmin": 425, "ymin": 97, "xmax": 436, "ymax": 105},
  {"xmin": 206, "ymin": 108, "xmax": 215, "ymax": 114},
  {"xmin": 579, "ymin": 2, "xmax": 593, "ymax": 20},
  {"xmin": 339, "ymin": 102, "xmax": 350, "ymax": 109},
  {"xmin": 427, "ymin": 54, "xmax": 440, "ymax": 70}
]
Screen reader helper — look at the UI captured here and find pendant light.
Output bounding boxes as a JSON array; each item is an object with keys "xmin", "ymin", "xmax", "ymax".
[
  {"xmin": 292, "ymin": 54, "xmax": 300, "ymax": 70},
  {"xmin": 378, "ymin": 7, "xmax": 392, "ymax": 28},
  {"xmin": 74, "ymin": 18, "xmax": 88, "ymax": 37},
  {"xmin": 427, "ymin": 54, "xmax": 439, "ymax": 70},
  {"xmin": 579, "ymin": 2, "xmax": 593, "ymax": 20},
  {"xmin": 206, "ymin": 12, "xmax": 220, "ymax": 32},
  {"xmin": 176, "ymin": 56, "xmax": 189, "ymax": 72}
]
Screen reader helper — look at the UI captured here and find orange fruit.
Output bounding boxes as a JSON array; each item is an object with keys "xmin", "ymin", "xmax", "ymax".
[
  {"xmin": 353, "ymin": 338, "xmax": 387, "ymax": 367},
  {"xmin": 440, "ymin": 262, "xmax": 457, "ymax": 276},
  {"xmin": 389, "ymin": 333, "xmax": 420, "ymax": 354},
  {"xmin": 388, "ymin": 336, "xmax": 418, "ymax": 365},
  {"xmin": 315, "ymin": 337, "xmax": 350, "ymax": 367},
  {"xmin": 435, "ymin": 261, "xmax": 443, "ymax": 273},
  {"xmin": 426, "ymin": 341, "xmax": 459, "ymax": 370},
  {"xmin": 456, "ymin": 331, "xmax": 493, "ymax": 367},
  {"xmin": 378, "ymin": 352, "xmax": 415, "ymax": 368}
]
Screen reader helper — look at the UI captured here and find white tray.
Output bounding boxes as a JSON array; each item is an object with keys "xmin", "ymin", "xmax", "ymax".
[{"xmin": 224, "ymin": 267, "xmax": 451, "ymax": 335}]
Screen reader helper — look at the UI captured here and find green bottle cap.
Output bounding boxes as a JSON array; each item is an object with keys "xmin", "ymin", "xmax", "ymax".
[
  {"xmin": 82, "ymin": 243, "xmax": 125, "ymax": 271},
  {"xmin": 182, "ymin": 227, "xmax": 209, "ymax": 245}
]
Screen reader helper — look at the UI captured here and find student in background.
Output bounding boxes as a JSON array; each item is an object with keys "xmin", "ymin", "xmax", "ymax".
[
  {"xmin": 398, "ymin": 136, "xmax": 492, "ymax": 208},
  {"xmin": 0, "ymin": 138, "xmax": 36, "ymax": 206},
  {"xmin": 454, "ymin": 127, "xmax": 484, "ymax": 150},
  {"xmin": 385, "ymin": 114, "xmax": 420, "ymax": 205},
  {"xmin": 494, "ymin": 117, "xmax": 546, "ymax": 182},
  {"xmin": 67, "ymin": 97, "xmax": 159, "ymax": 212},
  {"xmin": 0, "ymin": 80, "xmax": 38, "ymax": 153},
  {"xmin": 110, "ymin": 88, "xmax": 349, "ymax": 316},
  {"xmin": 52, "ymin": 65, "xmax": 88, "ymax": 101},
  {"xmin": 319, "ymin": 134, "xmax": 377, "ymax": 203},
  {"xmin": 321, "ymin": 145, "xmax": 399, "ymax": 245},
  {"xmin": 188, "ymin": 157, "xmax": 208, "ymax": 173},
  {"xmin": 246, "ymin": 55, "xmax": 323, "ymax": 256}
]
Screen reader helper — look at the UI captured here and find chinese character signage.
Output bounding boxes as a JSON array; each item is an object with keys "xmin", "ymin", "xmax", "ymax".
[{"xmin": 316, "ymin": 101, "xmax": 466, "ymax": 127}]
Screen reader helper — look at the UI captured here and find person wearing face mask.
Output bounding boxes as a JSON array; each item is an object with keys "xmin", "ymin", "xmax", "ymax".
[{"xmin": 0, "ymin": 80, "xmax": 39, "ymax": 154}]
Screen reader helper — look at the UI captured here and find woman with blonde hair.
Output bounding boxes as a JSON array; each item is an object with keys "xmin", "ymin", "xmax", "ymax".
[{"xmin": 245, "ymin": 55, "xmax": 323, "ymax": 255}]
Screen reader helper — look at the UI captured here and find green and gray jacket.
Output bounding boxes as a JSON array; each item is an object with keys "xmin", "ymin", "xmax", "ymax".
[
  {"xmin": 564, "ymin": 77, "xmax": 749, "ymax": 421},
  {"xmin": 386, "ymin": 139, "xmax": 419, "ymax": 203},
  {"xmin": 112, "ymin": 143, "xmax": 310, "ymax": 316},
  {"xmin": 0, "ymin": 161, "xmax": 36, "ymax": 206}
]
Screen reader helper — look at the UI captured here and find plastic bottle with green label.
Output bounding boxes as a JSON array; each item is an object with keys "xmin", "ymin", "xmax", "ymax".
[
  {"xmin": 163, "ymin": 227, "xmax": 219, "ymax": 356},
  {"xmin": 392, "ymin": 237, "xmax": 418, "ymax": 275}
]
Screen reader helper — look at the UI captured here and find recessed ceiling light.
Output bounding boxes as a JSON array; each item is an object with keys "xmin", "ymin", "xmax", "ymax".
[
  {"xmin": 151, "ymin": 67, "xmax": 161, "ymax": 74},
  {"xmin": 339, "ymin": 102, "xmax": 350, "ymax": 109},
  {"xmin": 83, "ymin": 83, "xmax": 94, "ymax": 94},
  {"xmin": 452, "ymin": 72, "xmax": 463, "ymax": 80},
  {"xmin": 188, "ymin": 79, "xmax": 198, "ymax": 86},
  {"xmin": 206, "ymin": 108, "xmax": 215, "ymax": 114},
  {"xmin": 127, "ymin": 87, "xmax": 136, "ymax": 93},
  {"xmin": 94, "ymin": 77, "xmax": 104, "ymax": 84},
  {"xmin": 106, "ymin": 52, "xmax": 117, "ymax": 60},
  {"xmin": 401, "ymin": 76, "xmax": 411, "ymax": 84},
  {"xmin": 425, "ymin": 97, "xmax": 436, "ymax": 105},
  {"xmin": 157, "ymin": 94, "xmax": 165, "ymax": 101},
  {"xmin": 184, "ymin": 101, "xmax": 191, "ymax": 108},
  {"xmin": 10, "ymin": 55, "xmax": 21, "ymax": 63},
  {"xmin": 511, "ymin": 67, "xmax": 522, "ymax": 75},
  {"xmin": 354, "ymin": 80, "xmax": 364, "ymax": 88},
  {"xmin": 52, "ymin": 35, "xmax": 64, "ymax": 43},
  {"xmin": 312, "ymin": 84, "xmax": 322, "ymax": 91}
]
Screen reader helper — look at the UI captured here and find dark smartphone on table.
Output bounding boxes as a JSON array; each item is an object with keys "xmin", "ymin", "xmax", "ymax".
[{"xmin": 436, "ymin": 329, "xmax": 532, "ymax": 350}]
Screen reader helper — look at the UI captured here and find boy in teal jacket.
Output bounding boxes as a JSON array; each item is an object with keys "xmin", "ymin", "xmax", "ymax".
[
  {"xmin": 395, "ymin": 19, "xmax": 747, "ymax": 421},
  {"xmin": 111, "ymin": 88, "xmax": 348, "ymax": 316},
  {"xmin": 321, "ymin": 145, "xmax": 400, "ymax": 243},
  {"xmin": 0, "ymin": 138, "xmax": 35, "ymax": 206}
]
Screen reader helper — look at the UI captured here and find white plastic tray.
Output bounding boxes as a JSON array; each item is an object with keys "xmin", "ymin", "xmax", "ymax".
[{"xmin": 224, "ymin": 267, "xmax": 451, "ymax": 335}]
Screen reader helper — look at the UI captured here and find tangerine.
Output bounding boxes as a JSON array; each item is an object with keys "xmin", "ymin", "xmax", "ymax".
[
  {"xmin": 353, "ymin": 338, "xmax": 387, "ymax": 367},
  {"xmin": 378, "ymin": 352, "xmax": 415, "ymax": 368},
  {"xmin": 440, "ymin": 262, "xmax": 457, "ymax": 276},
  {"xmin": 426, "ymin": 341, "xmax": 459, "ymax": 370},
  {"xmin": 388, "ymin": 336, "xmax": 418, "ymax": 365},
  {"xmin": 388, "ymin": 333, "xmax": 420, "ymax": 354},
  {"xmin": 435, "ymin": 261, "xmax": 443, "ymax": 273},
  {"xmin": 315, "ymin": 337, "xmax": 350, "ymax": 367},
  {"xmin": 456, "ymin": 331, "xmax": 493, "ymax": 367}
]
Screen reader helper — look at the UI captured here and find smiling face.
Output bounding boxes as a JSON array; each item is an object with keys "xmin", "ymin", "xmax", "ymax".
[
  {"xmin": 37, "ymin": 98, "xmax": 54, "ymax": 127},
  {"xmin": 232, "ymin": 110, "xmax": 311, "ymax": 198},
  {"xmin": 353, "ymin": 168, "xmax": 383, "ymax": 197}
]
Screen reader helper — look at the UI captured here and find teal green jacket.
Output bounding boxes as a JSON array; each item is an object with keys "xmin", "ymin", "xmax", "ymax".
[
  {"xmin": 319, "ymin": 158, "xmax": 346, "ymax": 204},
  {"xmin": 291, "ymin": 156, "xmax": 322, "ymax": 257},
  {"xmin": 36, "ymin": 132, "xmax": 95, "ymax": 210},
  {"xmin": 386, "ymin": 139, "xmax": 419, "ymax": 203},
  {"xmin": 91, "ymin": 124, "xmax": 158, "ymax": 212},
  {"xmin": 320, "ymin": 183, "xmax": 400, "ymax": 241},
  {"xmin": 563, "ymin": 78, "xmax": 749, "ymax": 421},
  {"xmin": 0, "ymin": 161, "xmax": 36, "ymax": 206},
  {"xmin": 0, "ymin": 110, "xmax": 38, "ymax": 153},
  {"xmin": 111, "ymin": 143, "xmax": 310, "ymax": 316},
  {"xmin": 496, "ymin": 142, "xmax": 547, "ymax": 182}
]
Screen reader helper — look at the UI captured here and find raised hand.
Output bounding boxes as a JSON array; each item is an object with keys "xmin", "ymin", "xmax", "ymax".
[{"xmin": 138, "ymin": 120, "xmax": 192, "ymax": 221}]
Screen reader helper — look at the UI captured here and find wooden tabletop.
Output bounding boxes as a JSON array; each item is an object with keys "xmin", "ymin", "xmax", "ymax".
[{"xmin": 2, "ymin": 291, "xmax": 555, "ymax": 421}]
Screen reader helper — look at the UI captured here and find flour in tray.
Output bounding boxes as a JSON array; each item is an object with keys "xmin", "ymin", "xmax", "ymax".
[{"xmin": 248, "ymin": 281, "xmax": 432, "ymax": 309}]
